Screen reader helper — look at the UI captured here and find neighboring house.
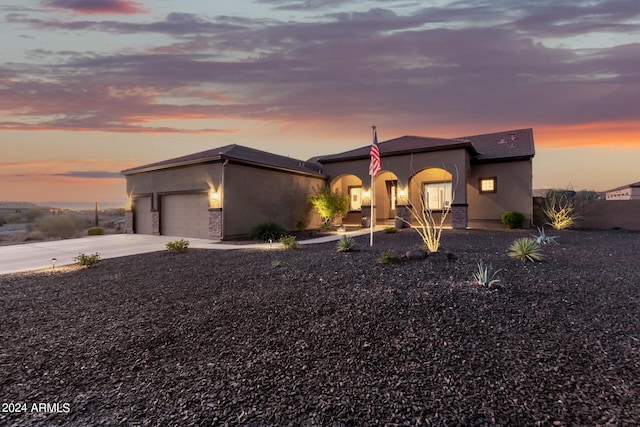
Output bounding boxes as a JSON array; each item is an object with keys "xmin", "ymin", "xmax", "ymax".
[
  {"xmin": 605, "ymin": 181, "xmax": 640, "ymax": 200},
  {"xmin": 122, "ymin": 128, "xmax": 535, "ymax": 239}
]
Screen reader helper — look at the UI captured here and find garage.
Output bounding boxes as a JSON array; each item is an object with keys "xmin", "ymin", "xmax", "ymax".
[
  {"xmin": 133, "ymin": 196, "xmax": 152, "ymax": 235},
  {"xmin": 160, "ymin": 193, "xmax": 210, "ymax": 239}
]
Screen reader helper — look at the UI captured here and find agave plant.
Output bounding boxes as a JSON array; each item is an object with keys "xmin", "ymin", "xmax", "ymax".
[
  {"xmin": 532, "ymin": 226, "xmax": 559, "ymax": 245},
  {"xmin": 336, "ymin": 235, "xmax": 356, "ymax": 252},
  {"xmin": 473, "ymin": 260, "xmax": 502, "ymax": 288},
  {"xmin": 508, "ymin": 237, "xmax": 544, "ymax": 262}
]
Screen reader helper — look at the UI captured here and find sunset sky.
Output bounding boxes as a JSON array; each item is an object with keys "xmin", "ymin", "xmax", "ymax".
[{"xmin": 1, "ymin": 0, "xmax": 639, "ymax": 207}]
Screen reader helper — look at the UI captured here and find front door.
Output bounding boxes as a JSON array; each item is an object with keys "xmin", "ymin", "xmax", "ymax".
[{"xmin": 386, "ymin": 180, "xmax": 397, "ymax": 219}]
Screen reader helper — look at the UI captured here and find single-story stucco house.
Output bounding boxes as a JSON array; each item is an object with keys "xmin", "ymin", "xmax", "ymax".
[
  {"xmin": 121, "ymin": 128, "xmax": 535, "ymax": 239},
  {"xmin": 605, "ymin": 181, "xmax": 640, "ymax": 200}
]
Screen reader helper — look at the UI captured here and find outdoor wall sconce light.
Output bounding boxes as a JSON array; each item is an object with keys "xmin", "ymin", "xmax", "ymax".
[
  {"xmin": 397, "ymin": 189, "xmax": 409, "ymax": 205},
  {"xmin": 362, "ymin": 190, "xmax": 371, "ymax": 206},
  {"xmin": 210, "ymin": 191, "xmax": 220, "ymax": 208}
]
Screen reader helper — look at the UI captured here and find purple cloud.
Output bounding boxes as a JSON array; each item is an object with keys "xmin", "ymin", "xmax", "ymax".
[
  {"xmin": 41, "ymin": 0, "xmax": 147, "ymax": 15},
  {"xmin": 1, "ymin": 1, "xmax": 639, "ymax": 139}
]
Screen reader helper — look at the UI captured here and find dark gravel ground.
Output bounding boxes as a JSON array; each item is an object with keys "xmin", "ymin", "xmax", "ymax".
[{"xmin": 1, "ymin": 228, "xmax": 639, "ymax": 426}]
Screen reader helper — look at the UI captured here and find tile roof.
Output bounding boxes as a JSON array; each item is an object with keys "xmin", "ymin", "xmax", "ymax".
[
  {"xmin": 458, "ymin": 128, "xmax": 535, "ymax": 162},
  {"xmin": 315, "ymin": 136, "xmax": 477, "ymax": 163},
  {"xmin": 314, "ymin": 128, "xmax": 535, "ymax": 164},
  {"xmin": 121, "ymin": 144, "xmax": 325, "ymax": 177}
]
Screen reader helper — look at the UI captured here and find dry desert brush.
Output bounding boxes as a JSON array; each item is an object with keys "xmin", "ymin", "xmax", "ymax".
[
  {"xmin": 401, "ymin": 167, "xmax": 457, "ymax": 253},
  {"xmin": 544, "ymin": 190, "xmax": 581, "ymax": 230}
]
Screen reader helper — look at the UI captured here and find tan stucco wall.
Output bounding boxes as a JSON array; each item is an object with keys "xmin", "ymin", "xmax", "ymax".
[
  {"xmin": 467, "ymin": 160, "xmax": 533, "ymax": 226},
  {"xmin": 223, "ymin": 163, "xmax": 325, "ymax": 237},
  {"xmin": 125, "ymin": 162, "xmax": 222, "ymax": 210},
  {"xmin": 574, "ymin": 199, "xmax": 640, "ymax": 230}
]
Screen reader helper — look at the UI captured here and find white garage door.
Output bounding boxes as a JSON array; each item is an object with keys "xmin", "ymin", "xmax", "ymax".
[
  {"xmin": 133, "ymin": 196, "xmax": 152, "ymax": 235},
  {"xmin": 161, "ymin": 193, "xmax": 210, "ymax": 239}
]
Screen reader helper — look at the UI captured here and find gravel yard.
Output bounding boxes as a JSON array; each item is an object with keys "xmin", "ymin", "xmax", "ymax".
[{"xmin": 1, "ymin": 228, "xmax": 639, "ymax": 426}]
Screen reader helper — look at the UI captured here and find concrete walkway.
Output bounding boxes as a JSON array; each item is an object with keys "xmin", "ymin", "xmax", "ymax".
[{"xmin": 0, "ymin": 228, "xmax": 382, "ymax": 275}]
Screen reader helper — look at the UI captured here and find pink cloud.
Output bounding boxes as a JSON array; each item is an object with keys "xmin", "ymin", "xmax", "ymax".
[{"xmin": 42, "ymin": 0, "xmax": 147, "ymax": 15}]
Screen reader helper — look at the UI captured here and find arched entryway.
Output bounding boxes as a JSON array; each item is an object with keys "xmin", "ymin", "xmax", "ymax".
[
  {"xmin": 371, "ymin": 170, "xmax": 400, "ymax": 224},
  {"xmin": 330, "ymin": 174, "xmax": 363, "ymax": 225}
]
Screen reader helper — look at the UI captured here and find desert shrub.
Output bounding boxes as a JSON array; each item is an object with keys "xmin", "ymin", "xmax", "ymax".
[
  {"xmin": 379, "ymin": 249, "xmax": 401, "ymax": 264},
  {"xmin": 5, "ymin": 213, "xmax": 22, "ymax": 224},
  {"xmin": 336, "ymin": 235, "xmax": 356, "ymax": 252},
  {"xmin": 544, "ymin": 190, "xmax": 580, "ymax": 230},
  {"xmin": 26, "ymin": 208, "xmax": 43, "ymax": 221},
  {"xmin": 0, "ymin": 217, "xmax": 5, "ymax": 226},
  {"xmin": 383, "ymin": 227, "xmax": 398, "ymax": 234},
  {"xmin": 508, "ymin": 237, "xmax": 543, "ymax": 262},
  {"xmin": 501, "ymin": 211, "xmax": 525, "ymax": 229},
  {"xmin": 279, "ymin": 235, "xmax": 298, "ymax": 250},
  {"xmin": 309, "ymin": 187, "xmax": 349, "ymax": 226},
  {"xmin": 250, "ymin": 221, "xmax": 286, "ymax": 241},
  {"xmin": 166, "ymin": 239, "xmax": 190, "ymax": 253},
  {"xmin": 88, "ymin": 227, "xmax": 105, "ymax": 236},
  {"xmin": 473, "ymin": 261, "xmax": 502, "ymax": 288},
  {"xmin": 75, "ymin": 252, "xmax": 101, "ymax": 268},
  {"xmin": 36, "ymin": 213, "xmax": 82, "ymax": 238},
  {"xmin": 296, "ymin": 221, "xmax": 306, "ymax": 231}
]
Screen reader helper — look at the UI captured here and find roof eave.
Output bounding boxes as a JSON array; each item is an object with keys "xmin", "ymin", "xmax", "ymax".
[
  {"xmin": 318, "ymin": 143, "xmax": 477, "ymax": 164},
  {"xmin": 121, "ymin": 155, "xmax": 223, "ymax": 175}
]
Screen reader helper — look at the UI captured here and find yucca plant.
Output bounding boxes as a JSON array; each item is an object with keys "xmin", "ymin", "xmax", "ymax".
[
  {"xmin": 472, "ymin": 260, "xmax": 502, "ymax": 288},
  {"xmin": 532, "ymin": 226, "xmax": 559, "ymax": 245},
  {"xmin": 508, "ymin": 237, "xmax": 544, "ymax": 262},
  {"xmin": 336, "ymin": 235, "xmax": 356, "ymax": 252}
]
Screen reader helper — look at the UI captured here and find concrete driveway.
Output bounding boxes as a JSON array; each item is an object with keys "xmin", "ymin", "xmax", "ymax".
[{"xmin": 0, "ymin": 228, "xmax": 379, "ymax": 275}]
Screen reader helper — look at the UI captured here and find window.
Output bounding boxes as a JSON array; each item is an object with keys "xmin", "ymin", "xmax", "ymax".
[
  {"xmin": 479, "ymin": 177, "xmax": 497, "ymax": 194},
  {"xmin": 348, "ymin": 186, "xmax": 362, "ymax": 211},
  {"xmin": 423, "ymin": 181, "xmax": 452, "ymax": 210}
]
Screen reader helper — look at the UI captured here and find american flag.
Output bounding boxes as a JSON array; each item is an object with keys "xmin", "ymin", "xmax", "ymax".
[{"xmin": 369, "ymin": 127, "xmax": 381, "ymax": 177}]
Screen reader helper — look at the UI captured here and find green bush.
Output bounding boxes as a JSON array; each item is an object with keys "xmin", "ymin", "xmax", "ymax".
[
  {"xmin": 383, "ymin": 227, "xmax": 398, "ymax": 234},
  {"xmin": 250, "ymin": 221, "xmax": 286, "ymax": 241},
  {"xmin": 75, "ymin": 252, "xmax": 101, "ymax": 268},
  {"xmin": 336, "ymin": 235, "xmax": 356, "ymax": 252},
  {"xmin": 166, "ymin": 239, "xmax": 190, "ymax": 253},
  {"xmin": 36, "ymin": 213, "xmax": 82, "ymax": 238},
  {"xmin": 279, "ymin": 235, "xmax": 298, "ymax": 250},
  {"xmin": 5, "ymin": 213, "xmax": 22, "ymax": 224},
  {"xmin": 501, "ymin": 211, "xmax": 525, "ymax": 229},
  {"xmin": 88, "ymin": 227, "xmax": 105, "ymax": 236},
  {"xmin": 379, "ymin": 249, "xmax": 401, "ymax": 264},
  {"xmin": 309, "ymin": 187, "xmax": 349, "ymax": 226},
  {"xmin": 508, "ymin": 237, "xmax": 543, "ymax": 262},
  {"xmin": 0, "ymin": 217, "xmax": 5, "ymax": 226}
]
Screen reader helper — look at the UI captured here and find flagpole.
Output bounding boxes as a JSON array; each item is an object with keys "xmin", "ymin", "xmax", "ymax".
[
  {"xmin": 370, "ymin": 125, "xmax": 376, "ymax": 247},
  {"xmin": 370, "ymin": 170, "xmax": 374, "ymax": 247}
]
